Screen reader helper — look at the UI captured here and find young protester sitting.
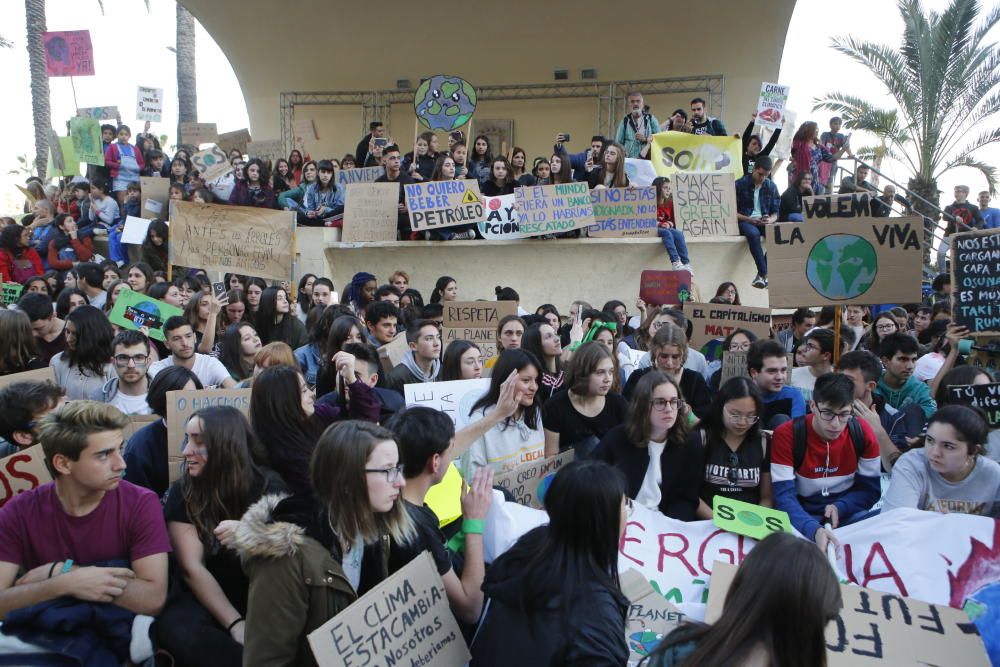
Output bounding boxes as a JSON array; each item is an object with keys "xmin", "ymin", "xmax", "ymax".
[
  {"xmin": 315, "ymin": 315, "xmax": 366, "ymax": 396},
  {"xmin": 300, "ymin": 160, "xmax": 343, "ymax": 226},
  {"xmin": 254, "ymin": 286, "xmax": 308, "ymax": 350},
  {"xmin": 934, "ymin": 366, "xmax": 999, "ymax": 461},
  {"xmin": 790, "ymin": 328, "xmax": 836, "ymax": 404},
  {"xmin": 153, "ymin": 406, "xmax": 286, "ymax": 667},
  {"xmin": 0, "ymin": 310, "xmax": 47, "ymax": 376},
  {"xmin": 386, "ymin": 407, "xmax": 492, "ymax": 623},
  {"xmin": 228, "ymin": 158, "xmax": 275, "ymax": 209},
  {"xmin": 216, "ymin": 322, "xmax": 261, "ymax": 383},
  {"xmin": 49, "ymin": 305, "xmax": 116, "ymax": 401},
  {"xmin": 876, "ymin": 332, "xmax": 937, "ymax": 419},
  {"xmin": 776, "ymin": 307, "xmax": 816, "ymax": 354},
  {"xmin": 308, "ymin": 277, "xmax": 336, "ymax": 309},
  {"xmin": 471, "ymin": 460, "xmax": 629, "ymax": 665},
  {"xmin": 102, "ymin": 330, "xmax": 152, "ymax": 415},
  {"xmin": 882, "ymin": 405, "xmax": 999, "ymax": 517},
  {"xmin": 74, "ymin": 262, "xmax": 107, "ymax": 310},
  {"xmin": 692, "ymin": 377, "xmax": 772, "ymax": 519},
  {"xmin": 646, "ymin": 532, "xmax": 840, "ymax": 666},
  {"xmin": 483, "ymin": 314, "xmax": 527, "ymax": 371},
  {"xmin": 521, "ymin": 322, "xmax": 565, "ymax": 403},
  {"xmin": 734, "ymin": 156, "xmax": 779, "ymax": 289},
  {"xmin": 594, "ymin": 371, "xmax": 702, "ymax": 520},
  {"xmin": 646, "ymin": 309, "xmax": 709, "ymax": 379},
  {"xmin": 276, "ymin": 160, "xmax": 318, "ymax": 217},
  {"xmin": 45, "ymin": 214, "xmax": 94, "ymax": 272},
  {"xmin": 233, "ymin": 421, "xmax": 413, "ymax": 667},
  {"xmin": 543, "ymin": 342, "xmax": 627, "ymax": 459},
  {"xmin": 429, "ymin": 275, "xmax": 458, "ymax": 304},
  {"xmin": 463, "ymin": 349, "xmax": 545, "ymax": 476},
  {"xmin": 706, "ymin": 329, "xmax": 757, "ymax": 394},
  {"xmin": 148, "ymin": 317, "xmax": 235, "ymax": 388},
  {"xmin": 623, "ymin": 324, "xmax": 711, "ymax": 421},
  {"xmin": 653, "ymin": 176, "xmax": 693, "ymax": 273},
  {"xmin": 771, "ymin": 373, "xmax": 881, "ymax": 553},
  {"xmin": 293, "ymin": 305, "xmax": 337, "ymax": 386},
  {"xmin": 0, "ymin": 380, "xmax": 65, "ymax": 458},
  {"xmin": 373, "ymin": 145, "xmax": 414, "ymax": 237},
  {"xmin": 587, "ymin": 141, "xmax": 629, "ymax": 189},
  {"xmin": 0, "ymin": 401, "xmax": 169, "ymax": 664},
  {"xmin": 314, "ymin": 342, "xmax": 396, "ymax": 423},
  {"xmin": 0, "ymin": 224, "xmax": 44, "ymax": 284},
  {"xmin": 439, "ymin": 340, "xmax": 483, "ymax": 382},
  {"xmin": 385, "ymin": 319, "xmax": 441, "ymax": 393},
  {"xmin": 481, "ymin": 156, "xmax": 520, "ymax": 197},
  {"xmin": 363, "ymin": 300, "xmax": 399, "ymax": 348}
]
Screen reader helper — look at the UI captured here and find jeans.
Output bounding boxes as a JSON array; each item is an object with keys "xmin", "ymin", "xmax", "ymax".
[
  {"xmin": 657, "ymin": 227, "xmax": 689, "ymax": 263},
  {"xmin": 739, "ymin": 220, "xmax": 767, "ymax": 276},
  {"xmin": 107, "ymin": 227, "xmax": 127, "ymax": 264},
  {"xmin": 937, "ymin": 235, "xmax": 951, "ymax": 274}
]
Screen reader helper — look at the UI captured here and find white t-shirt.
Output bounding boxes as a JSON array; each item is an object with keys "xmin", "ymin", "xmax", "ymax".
[
  {"xmin": 790, "ymin": 366, "xmax": 819, "ymax": 404},
  {"xmin": 148, "ymin": 353, "xmax": 231, "ymax": 388},
  {"xmin": 636, "ymin": 440, "xmax": 667, "ymax": 509},
  {"xmin": 109, "ymin": 391, "xmax": 152, "ymax": 415},
  {"xmin": 914, "ymin": 352, "xmax": 945, "ymax": 382}
]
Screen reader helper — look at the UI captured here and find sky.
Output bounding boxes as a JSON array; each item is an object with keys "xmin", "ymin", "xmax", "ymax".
[{"xmin": 0, "ymin": 0, "xmax": 997, "ymax": 214}]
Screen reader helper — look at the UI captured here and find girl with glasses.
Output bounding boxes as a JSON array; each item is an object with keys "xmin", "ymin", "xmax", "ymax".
[
  {"xmin": 594, "ymin": 371, "xmax": 703, "ymax": 519},
  {"xmin": 691, "ymin": 377, "xmax": 772, "ymax": 519},
  {"xmin": 623, "ymin": 323, "xmax": 712, "ymax": 421},
  {"xmin": 707, "ymin": 328, "xmax": 758, "ymax": 394}
]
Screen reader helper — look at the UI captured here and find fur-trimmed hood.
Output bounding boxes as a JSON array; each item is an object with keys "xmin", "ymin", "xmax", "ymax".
[{"xmin": 233, "ymin": 493, "xmax": 302, "ymax": 561}]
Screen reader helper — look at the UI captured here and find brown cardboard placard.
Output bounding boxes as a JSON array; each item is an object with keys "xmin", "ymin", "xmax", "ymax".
[
  {"xmin": 218, "ymin": 128, "xmax": 251, "ymax": 156},
  {"xmin": 493, "ymin": 450, "xmax": 575, "ymax": 508},
  {"xmin": 442, "ymin": 301, "xmax": 518, "ymax": 329},
  {"xmin": 685, "ymin": 303, "xmax": 772, "ymax": 353},
  {"xmin": 140, "ymin": 176, "xmax": 170, "ymax": 219},
  {"xmin": 122, "ymin": 414, "xmax": 159, "ymax": 441},
  {"xmin": 767, "ymin": 217, "xmax": 923, "ymax": 308},
  {"xmin": 443, "ymin": 327, "xmax": 499, "ymax": 360},
  {"xmin": 621, "ymin": 569, "xmax": 689, "ymax": 665},
  {"xmin": 0, "ymin": 367, "xmax": 56, "ymax": 389},
  {"xmin": 178, "ymin": 122, "xmax": 218, "ymax": 147},
  {"xmin": 587, "ymin": 186, "xmax": 658, "ymax": 238},
  {"xmin": 377, "ymin": 332, "xmax": 410, "ymax": 375},
  {"xmin": 190, "ymin": 145, "xmax": 232, "ymax": 182},
  {"xmin": 802, "ymin": 191, "xmax": 878, "ymax": 220},
  {"xmin": 515, "ymin": 182, "xmax": 596, "ymax": 237},
  {"xmin": 673, "ymin": 172, "xmax": 739, "ymax": 237},
  {"xmin": 307, "ymin": 552, "xmax": 470, "ymax": 667},
  {"xmin": 720, "ymin": 350, "xmax": 750, "ymax": 385},
  {"xmin": 404, "ymin": 179, "xmax": 484, "ymax": 232},
  {"xmin": 951, "ymin": 228, "xmax": 1000, "ymax": 334},
  {"xmin": 165, "ymin": 389, "xmax": 251, "ymax": 481},
  {"xmin": 169, "ymin": 201, "xmax": 295, "ymax": 282},
  {"xmin": 0, "ymin": 445, "xmax": 53, "ymax": 509},
  {"xmin": 343, "ymin": 182, "xmax": 400, "ymax": 242}
]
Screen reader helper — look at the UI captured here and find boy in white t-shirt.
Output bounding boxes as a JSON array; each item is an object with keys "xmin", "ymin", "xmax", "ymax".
[{"xmin": 147, "ymin": 317, "xmax": 235, "ymax": 388}]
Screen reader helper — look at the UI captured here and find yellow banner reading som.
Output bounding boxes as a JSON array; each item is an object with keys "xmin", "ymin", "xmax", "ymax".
[{"xmin": 650, "ymin": 131, "xmax": 742, "ymax": 178}]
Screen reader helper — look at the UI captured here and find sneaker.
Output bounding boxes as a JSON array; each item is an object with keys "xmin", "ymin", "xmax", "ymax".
[
  {"xmin": 671, "ymin": 261, "xmax": 684, "ymax": 271},
  {"xmin": 682, "ymin": 263, "xmax": 694, "ymax": 276},
  {"xmin": 751, "ymin": 274, "xmax": 767, "ymax": 289}
]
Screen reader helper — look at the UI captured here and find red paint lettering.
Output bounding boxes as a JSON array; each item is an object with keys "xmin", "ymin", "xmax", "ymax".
[
  {"xmin": 658, "ymin": 532, "xmax": 696, "ymax": 576},
  {"xmin": 697, "ymin": 529, "xmax": 748, "ymax": 575},
  {"xmin": 619, "ymin": 520, "xmax": 645, "ymax": 567},
  {"xmin": 862, "ymin": 542, "xmax": 909, "ymax": 596}
]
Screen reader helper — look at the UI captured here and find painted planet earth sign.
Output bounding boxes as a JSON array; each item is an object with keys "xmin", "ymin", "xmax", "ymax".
[
  {"xmin": 414, "ymin": 75, "xmax": 477, "ymax": 131},
  {"xmin": 805, "ymin": 233, "xmax": 878, "ymax": 301},
  {"xmin": 629, "ymin": 629, "xmax": 663, "ymax": 657}
]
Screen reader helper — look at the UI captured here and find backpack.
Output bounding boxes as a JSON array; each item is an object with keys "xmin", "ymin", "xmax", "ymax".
[
  {"xmin": 7, "ymin": 252, "xmax": 36, "ymax": 284},
  {"xmin": 791, "ymin": 415, "xmax": 865, "ymax": 472}
]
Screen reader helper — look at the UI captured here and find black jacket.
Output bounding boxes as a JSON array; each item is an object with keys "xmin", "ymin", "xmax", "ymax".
[
  {"xmin": 471, "ymin": 527, "xmax": 629, "ymax": 666},
  {"xmin": 593, "ymin": 424, "xmax": 703, "ymax": 521}
]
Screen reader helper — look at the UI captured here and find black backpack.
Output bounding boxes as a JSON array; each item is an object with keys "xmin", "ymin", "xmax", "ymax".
[{"xmin": 791, "ymin": 415, "xmax": 865, "ymax": 472}]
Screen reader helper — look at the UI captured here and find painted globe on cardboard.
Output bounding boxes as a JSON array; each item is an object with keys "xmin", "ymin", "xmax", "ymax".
[
  {"xmin": 414, "ymin": 75, "xmax": 477, "ymax": 131},
  {"xmin": 805, "ymin": 234, "xmax": 878, "ymax": 301}
]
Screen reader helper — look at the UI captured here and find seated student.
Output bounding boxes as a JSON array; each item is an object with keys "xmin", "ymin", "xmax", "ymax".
[
  {"xmin": 463, "ymin": 349, "xmax": 545, "ymax": 476},
  {"xmin": 75, "ymin": 261, "xmax": 107, "ymax": 310},
  {"xmin": 364, "ymin": 300, "xmax": 400, "ymax": 348},
  {"xmin": 385, "ymin": 319, "xmax": 441, "ymax": 393},
  {"xmin": 49, "ymin": 305, "xmax": 116, "ymax": 401},
  {"xmin": 706, "ymin": 329, "xmax": 757, "ymax": 394},
  {"xmin": 314, "ymin": 315, "xmax": 366, "ymax": 396},
  {"xmin": 646, "ymin": 532, "xmax": 840, "ymax": 667},
  {"xmin": 0, "ymin": 381, "xmax": 66, "ymax": 459},
  {"xmin": 623, "ymin": 324, "xmax": 711, "ymax": 422},
  {"xmin": 521, "ymin": 322, "xmax": 564, "ymax": 402},
  {"xmin": 254, "ymin": 286, "xmax": 308, "ymax": 350},
  {"xmin": 233, "ymin": 421, "xmax": 413, "ymax": 667},
  {"xmin": 372, "ymin": 145, "xmax": 415, "ymax": 237},
  {"xmin": 299, "ymin": 160, "xmax": 343, "ymax": 226},
  {"xmin": 124, "ymin": 366, "xmax": 203, "ymax": 498},
  {"xmin": 315, "ymin": 342, "xmax": 398, "ymax": 424},
  {"xmin": 471, "ymin": 460, "xmax": 629, "ymax": 665},
  {"xmin": 102, "ymin": 329, "xmax": 153, "ymax": 415},
  {"xmin": 640, "ymin": 309, "xmax": 709, "ymax": 379},
  {"xmin": 790, "ymin": 328, "xmax": 836, "ymax": 405},
  {"xmin": 481, "ymin": 156, "xmax": 520, "ymax": 196},
  {"xmin": 440, "ymin": 340, "xmax": 484, "ymax": 382},
  {"xmin": 594, "ymin": 371, "xmax": 703, "ymax": 520},
  {"xmin": 748, "ymin": 339, "xmax": 805, "ymax": 428},
  {"xmin": 293, "ymin": 305, "xmax": 338, "ymax": 386},
  {"xmin": 777, "ymin": 307, "xmax": 816, "ymax": 354},
  {"xmin": 882, "ymin": 405, "xmax": 999, "ymax": 517},
  {"xmin": 386, "ymin": 407, "xmax": 492, "ymax": 623},
  {"xmin": 837, "ymin": 350, "xmax": 925, "ymax": 471},
  {"xmin": 734, "ymin": 156, "xmax": 779, "ymax": 289},
  {"xmin": 218, "ymin": 322, "xmax": 262, "ymax": 383},
  {"xmin": 0, "ymin": 309, "xmax": 47, "ymax": 376},
  {"xmin": 154, "ymin": 406, "xmax": 286, "ymax": 667},
  {"xmin": 771, "ymin": 373, "xmax": 881, "ymax": 553},
  {"xmin": 0, "ymin": 401, "xmax": 169, "ymax": 662},
  {"xmin": 543, "ymin": 342, "xmax": 627, "ymax": 459},
  {"xmin": 876, "ymin": 332, "xmax": 937, "ymax": 419},
  {"xmin": 483, "ymin": 315, "xmax": 526, "ymax": 371},
  {"xmin": 692, "ymin": 377, "xmax": 772, "ymax": 519},
  {"xmin": 18, "ymin": 292, "xmax": 66, "ymax": 365},
  {"xmin": 149, "ymin": 316, "xmax": 236, "ymax": 388}
]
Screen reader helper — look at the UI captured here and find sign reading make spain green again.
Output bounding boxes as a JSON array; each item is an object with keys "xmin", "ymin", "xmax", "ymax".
[{"xmin": 713, "ymin": 496, "xmax": 791, "ymax": 540}]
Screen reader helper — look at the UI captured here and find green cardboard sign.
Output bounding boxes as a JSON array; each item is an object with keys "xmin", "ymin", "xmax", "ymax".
[
  {"xmin": 1, "ymin": 283, "xmax": 23, "ymax": 306},
  {"xmin": 712, "ymin": 495, "xmax": 791, "ymax": 540},
  {"xmin": 108, "ymin": 288, "xmax": 183, "ymax": 342}
]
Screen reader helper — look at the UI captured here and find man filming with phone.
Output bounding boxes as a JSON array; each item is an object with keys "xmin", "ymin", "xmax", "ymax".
[
  {"xmin": 614, "ymin": 91, "xmax": 660, "ymax": 159},
  {"xmin": 554, "ymin": 134, "xmax": 606, "ymax": 182}
]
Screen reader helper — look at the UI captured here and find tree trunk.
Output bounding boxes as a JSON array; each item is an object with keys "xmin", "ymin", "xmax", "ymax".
[
  {"xmin": 175, "ymin": 3, "xmax": 197, "ymax": 149},
  {"xmin": 908, "ymin": 174, "xmax": 940, "ymax": 268},
  {"xmin": 25, "ymin": 0, "xmax": 50, "ymax": 180}
]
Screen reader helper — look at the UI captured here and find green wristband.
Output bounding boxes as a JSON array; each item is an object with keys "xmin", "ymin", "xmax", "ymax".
[{"xmin": 462, "ymin": 519, "xmax": 484, "ymax": 535}]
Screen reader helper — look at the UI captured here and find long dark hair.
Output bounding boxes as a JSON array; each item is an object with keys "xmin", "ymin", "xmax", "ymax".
[
  {"xmin": 180, "ymin": 406, "xmax": 263, "ymax": 547},
  {"xmin": 625, "ymin": 370, "xmax": 689, "ymax": 447},
  {"xmin": 429, "ymin": 276, "xmax": 455, "ymax": 304},
  {"xmin": 250, "ymin": 365, "xmax": 322, "ymax": 468},
  {"xmin": 703, "ymin": 376, "xmax": 763, "ymax": 444},
  {"xmin": 65, "ymin": 305, "xmax": 113, "ymax": 376},
  {"xmin": 649, "ymin": 532, "xmax": 841, "ymax": 667},
  {"xmin": 928, "ymin": 404, "xmax": 989, "ymax": 455},
  {"xmin": 471, "ymin": 134, "xmax": 493, "ymax": 163},
  {"xmin": 322, "ymin": 315, "xmax": 364, "ymax": 361},
  {"xmin": 522, "ymin": 322, "xmax": 563, "ymax": 374},
  {"xmin": 440, "ymin": 340, "xmax": 481, "ymax": 382},
  {"xmin": 255, "ymin": 286, "xmax": 294, "ymax": 346},
  {"xmin": 218, "ymin": 322, "xmax": 257, "ymax": 381},
  {"xmin": 470, "ymin": 349, "xmax": 543, "ymax": 430},
  {"xmin": 0, "ymin": 225, "xmax": 28, "ymax": 257},
  {"xmin": 296, "ymin": 273, "xmax": 317, "ymax": 315}
]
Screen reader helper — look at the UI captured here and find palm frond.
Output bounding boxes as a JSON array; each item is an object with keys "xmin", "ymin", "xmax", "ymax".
[{"xmin": 941, "ymin": 154, "xmax": 998, "ymax": 194}]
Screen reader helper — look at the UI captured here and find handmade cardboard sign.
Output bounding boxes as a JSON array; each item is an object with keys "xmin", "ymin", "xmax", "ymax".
[
  {"xmin": 414, "ymin": 74, "xmax": 477, "ymax": 131},
  {"xmin": 0, "ymin": 367, "xmax": 56, "ymax": 389},
  {"xmin": 337, "ymin": 166, "xmax": 385, "ymax": 186},
  {"xmin": 405, "ymin": 179, "xmax": 484, "ymax": 232},
  {"xmin": 948, "ymin": 384, "xmax": 1000, "ymax": 427},
  {"xmin": 404, "ymin": 378, "xmax": 490, "ymax": 431},
  {"xmin": 494, "ymin": 450, "xmax": 574, "ymax": 509},
  {"xmin": 308, "ymin": 552, "xmax": 470, "ymax": 667},
  {"xmin": 620, "ymin": 569, "xmax": 689, "ymax": 665},
  {"xmin": 516, "ymin": 182, "xmax": 595, "ymax": 237},
  {"xmin": 169, "ymin": 201, "xmax": 295, "ymax": 282},
  {"xmin": 48, "ymin": 137, "xmax": 80, "ymax": 178},
  {"xmin": 122, "ymin": 414, "xmax": 158, "ymax": 441},
  {"xmin": 69, "ymin": 117, "xmax": 105, "ymax": 166},
  {"xmin": 140, "ymin": 176, "xmax": 169, "ymax": 219},
  {"xmin": 755, "ymin": 82, "xmax": 790, "ymax": 129},
  {"xmin": 377, "ymin": 332, "xmax": 410, "ymax": 375},
  {"xmin": 767, "ymin": 217, "xmax": 923, "ymax": 308},
  {"xmin": 246, "ymin": 139, "xmax": 284, "ymax": 163},
  {"xmin": 218, "ymin": 129, "xmax": 251, "ymax": 156},
  {"xmin": 951, "ymin": 228, "xmax": 1000, "ymax": 334},
  {"xmin": 802, "ymin": 192, "xmax": 878, "ymax": 220},
  {"xmin": 712, "ymin": 496, "xmax": 791, "ymax": 540},
  {"xmin": 651, "ymin": 131, "xmax": 742, "ymax": 178},
  {"xmin": 120, "ymin": 216, "xmax": 152, "ymax": 245},
  {"xmin": 190, "ymin": 145, "xmax": 231, "ymax": 182},
  {"xmin": 587, "ymin": 187, "xmax": 657, "ymax": 238},
  {"xmin": 42, "ymin": 30, "xmax": 94, "ymax": 77},
  {"xmin": 673, "ymin": 172, "xmax": 738, "ymax": 237},
  {"xmin": 179, "ymin": 122, "xmax": 218, "ymax": 147},
  {"xmin": 135, "ymin": 86, "xmax": 163, "ymax": 122},
  {"xmin": 686, "ymin": 303, "xmax": 772, "ymax": 356},
  {"xmin": 707, "ymin": 561, "xmax": 989, "ymax": 666},
  {"xmin": 1, "ymin": 282, "xmax": 23, "ymax": 307},
  {"xmin": 166, "ymin": 389, "xmax": 251, "ymax": 480},
  {"xmin": 77, "ymin": 106, "xmax": 118, "ymax": 120},
  {"xmin": 442, "ymin": 327, "xmax": 501, "ymax": 360},
  {"xmin": 720, "ymin": 350, "xmax": 750, "ymax": 385},
  {"xmin": 638, "ymin": 270, "xmax": 694, "ymax": 306},
  {"xmin": 0, "ymin": 445, "xmax": 52, "ymax": 509},
  {"xmin": 108, "ymin": 288, "xmax": 183, "ymax": 342},
  {"xmin": 478, "ymin": 194, "xmax": 520, "ymax": 239},
  {"xmin": 343, "ymin": 183, "xmax": 401, "ymax": 242},
  {"xmin": 443, "ymin": 301, "xmax": 518, "ymax": 329}
]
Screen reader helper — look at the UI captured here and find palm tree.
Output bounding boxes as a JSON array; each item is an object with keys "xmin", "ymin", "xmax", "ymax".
[
  {"xmin": 174, "ymin": 3, "xmax": 197, "ymax": 148},
  {"xmin": 813, "ymin": 0, "xmax": 1000, "ymax": 221},
  {"xmin": 25, "ymin": 0, "xmax": 51, "ymax": 180}
]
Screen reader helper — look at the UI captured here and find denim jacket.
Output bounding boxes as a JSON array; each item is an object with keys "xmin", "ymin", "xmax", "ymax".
[{"xmin": 735, "ymin": 174, "xmax": 780, "ymax": 217}]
